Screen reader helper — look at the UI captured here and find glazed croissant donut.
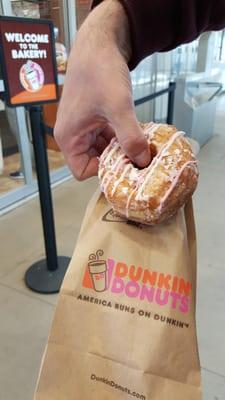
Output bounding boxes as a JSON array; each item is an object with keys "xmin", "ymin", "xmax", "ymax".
[{"xmin": 98, "ymin": 123, "xmax": 199, "ymax": 225}]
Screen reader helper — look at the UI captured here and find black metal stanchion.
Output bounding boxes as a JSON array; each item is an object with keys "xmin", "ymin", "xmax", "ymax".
[
  {"xmin": 167, "ymin": 82, "xmax": 176, "ymax": 125},
  {"xmin": 25, "ymin": 106, "xmax": 70, "ymax": 294}
]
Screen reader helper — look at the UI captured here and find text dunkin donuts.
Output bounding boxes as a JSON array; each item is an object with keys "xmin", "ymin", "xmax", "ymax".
[
  {"xmin": 82, "ymin": 256, "xmax": 192, "ymax": 314},
  {"xmin": 91, "ymin": 374, "xmax": 146, "ymax": 399}
]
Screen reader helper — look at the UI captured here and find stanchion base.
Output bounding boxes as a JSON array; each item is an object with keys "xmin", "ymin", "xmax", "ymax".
[{"xmin": 25, "ymin": 256, "xmax": 70, "ymax": 294}]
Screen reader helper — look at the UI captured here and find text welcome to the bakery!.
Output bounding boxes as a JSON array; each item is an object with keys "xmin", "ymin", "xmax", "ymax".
[{"xmin": 4, "ymin": 32, "xmax": 49, "ymax": 59}]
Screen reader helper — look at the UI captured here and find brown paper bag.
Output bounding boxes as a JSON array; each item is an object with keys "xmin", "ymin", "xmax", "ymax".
[{"xmin": 34, "ymin": 192, "xmax": 202, "ymax": 400}]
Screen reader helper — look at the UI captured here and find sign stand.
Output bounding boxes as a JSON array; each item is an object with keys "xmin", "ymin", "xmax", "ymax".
[{"xmin": 25, "ymin": 106, "xmax": 70, "ymax": 294}]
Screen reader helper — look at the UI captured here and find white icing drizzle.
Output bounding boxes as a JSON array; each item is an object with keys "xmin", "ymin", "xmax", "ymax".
[
  {"xmin": 102, "ymin": 155, "xmax": 127, "ymax": 193},
  {"xmin": 145, "ymin": 123, "xmax": 162, "ymax": 141},
  {"xmin": 126, "ymin": 188, "xmax": 136, "ymax": 218},
  {"xmin": 135, "ymin": 131, "xmax": 184, "ymax": 200},
  {"xmin": 100, "ymin": 137, "xmax": 116, "ymax": 162},
  {"xmin": 158, "ymin": 160, "xmax": 198, "ymax": 212},
  {"xmin": 103, "ymin": 142, "xmax": 120, "ymax": 165},
  {"xmin": 111, "ymin": 164, "xmax": 132, "ymax": 196},
  {"xmin": 101, "ymin": 171, "xmax": 111, "ymax": 189},
  {"xmin": 102, "ymin": 154, "xmax": 125, "ymax": 190},
  {"xmin": 98, "ymin": 167, "xmax": 104, "ymax": 180},
  {"xmin": 123, "ymin": 123, "xmax": 162, "ymax": 217},
  {"xmin": 114, "ymin": 154, "xmax": 126, "ymax": 174},
  {"xmin": 125, "ymin": 164, "xmax": 156, "ymax": 218}
]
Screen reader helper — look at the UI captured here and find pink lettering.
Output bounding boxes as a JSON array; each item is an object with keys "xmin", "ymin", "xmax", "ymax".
[
  {"xmin": 115, "ymin": 263, "xmax": 128, "ymax": 278},
  {"xmin": 107, "ymin": 258, "xmax": 115, "ymax": 289},
  {"xmin": 179, "ymin": 296, "xmax": 189, "ymax": 313},
  {"xmin": 155, "ymin": 289, "xmax": 169, "ymax": 306},
  {"xmin": 111, "ymin": 278, "xmax": 124, "ymax": 293},
  {"xmin": 125, "ymin": 281, "xmax": 140, "ymax": 298},
  {"xmin": 170, "ymin": 292, "xmax": 181, "ymax": 309},
  {"xmin": 140, "ymin": 285, "xmax": 155, "ymax": 302}
]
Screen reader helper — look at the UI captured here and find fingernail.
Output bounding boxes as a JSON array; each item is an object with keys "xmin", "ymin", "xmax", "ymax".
[{"xmin": 134, "ymin": 149, "xmax": 151, "ymax": 167}]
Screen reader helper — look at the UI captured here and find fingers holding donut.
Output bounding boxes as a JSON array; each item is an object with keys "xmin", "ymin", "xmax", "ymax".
[{"xmin": 109, "ymin": 107, "xmax": 151, "ymax": 168}]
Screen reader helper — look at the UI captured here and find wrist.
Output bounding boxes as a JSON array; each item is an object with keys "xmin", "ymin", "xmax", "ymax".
[{"xmin": 78, "ymin": 0, "xmax": 131, "ymax": 63}]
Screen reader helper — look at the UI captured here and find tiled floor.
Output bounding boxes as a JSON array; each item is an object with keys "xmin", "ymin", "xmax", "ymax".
[
  {"xmin": 0, "ymin": 177, "xmax": 98, "ymax": 400},
  {"xmin": 0, "ymin": 149, "xmax": 66, "ymax": 195},
  {"xmin": 194, "ymin": 95, "xmax": 225, "ymax": 398},
  {"xmin": 0, "ymin": 97, "xmax": 225, "ymax": 400}
]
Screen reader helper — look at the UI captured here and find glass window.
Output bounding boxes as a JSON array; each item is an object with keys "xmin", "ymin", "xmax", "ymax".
[
  {"xmin": 11, "ymin": 1, "xmax": 68, "ymax": 48},
  {"xmin": 11, "ymin": 0, "xmax": 40, "ymax": 18},
  {"xmin": 76, "ymin": 0, "xmax": 89, "ymax": 29}
]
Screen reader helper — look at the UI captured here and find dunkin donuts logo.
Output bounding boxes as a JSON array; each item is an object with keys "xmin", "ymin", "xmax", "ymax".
[
  {"xmin": 87, "ymin": 250, "xmax": 108, "ymax": 292},
  {"xmin": 82, "ymin": 250, "xmax": 192, "ymax": 314}
]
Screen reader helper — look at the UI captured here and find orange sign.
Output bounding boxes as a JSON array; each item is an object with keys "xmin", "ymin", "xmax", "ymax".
[{"xmin": 0, "ymin": 16, "xmax": 58, "ymax": 106}]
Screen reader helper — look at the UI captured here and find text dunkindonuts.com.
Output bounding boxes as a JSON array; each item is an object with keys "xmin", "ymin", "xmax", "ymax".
[{"xmin": 82, "ymin": 258, "xmax": 192, "ymax": 314}]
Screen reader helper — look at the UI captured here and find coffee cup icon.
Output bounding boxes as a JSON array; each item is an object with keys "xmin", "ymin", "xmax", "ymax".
[
  {"xmin": 24, "ymin": 61, "xmax": 40, "ymax": 91},
  {"xmin": 88, "ymin": 250, "xmax": 107, "ymax": 292},
  {"xmin": 26, "ymin": 69, "xmax": 39, "ymax": 91}
]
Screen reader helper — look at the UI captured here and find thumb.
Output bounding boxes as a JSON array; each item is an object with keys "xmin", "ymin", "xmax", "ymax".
[{"xmin": 112, "ymin": 112, "xmax": 151, "ymax": 168}]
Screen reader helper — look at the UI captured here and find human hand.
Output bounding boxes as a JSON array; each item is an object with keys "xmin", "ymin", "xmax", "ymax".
[{"xmin": 54, "ymin": 0, "xmax": 150, "ymax": 180}]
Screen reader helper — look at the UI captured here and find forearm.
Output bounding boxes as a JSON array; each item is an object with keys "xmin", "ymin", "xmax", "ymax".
[
  {"xmin": 92, "ymin": 0, "xmax": 225, "ymax": 69},
  {"xmin": 55, "ymin": 0, "xmax": 151, "ymax": 180},
  {"xmin": 75, "ymin": 0, "xmax": 131, "ymax": 63}
]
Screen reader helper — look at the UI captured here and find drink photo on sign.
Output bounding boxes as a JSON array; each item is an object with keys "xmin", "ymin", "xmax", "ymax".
[{"xmin": 19, "ymin": 60, "xmax": 44, "ymax": 92}]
